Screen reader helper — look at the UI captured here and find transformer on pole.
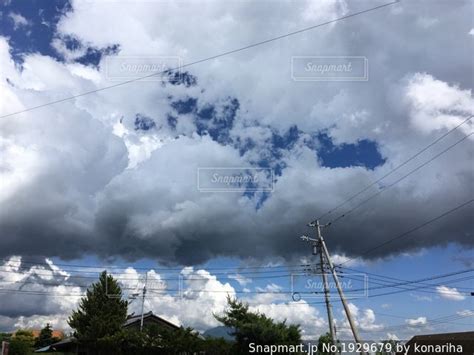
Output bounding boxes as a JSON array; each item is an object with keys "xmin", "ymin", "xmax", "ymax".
[{"xmin": 301, "ymin": 220, "xmax": 366, "ymax": 355}]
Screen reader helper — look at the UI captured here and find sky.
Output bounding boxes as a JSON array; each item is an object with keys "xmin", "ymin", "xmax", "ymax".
[{"xmin": 0, "ymin": 0, "xmax": 473, "ymax": 342}]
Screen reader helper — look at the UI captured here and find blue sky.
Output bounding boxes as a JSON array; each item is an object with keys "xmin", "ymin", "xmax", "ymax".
[{"xmin": 0, "ymin": 0, "xmax": 473, "ymax": 341}]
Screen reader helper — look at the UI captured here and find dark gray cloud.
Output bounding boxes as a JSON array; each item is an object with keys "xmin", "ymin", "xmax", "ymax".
[{"xmin": 0, "ymin": 0, "xmax": 472, "ymax": 266}]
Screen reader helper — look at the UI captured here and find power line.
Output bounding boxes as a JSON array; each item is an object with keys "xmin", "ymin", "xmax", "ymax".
[
  {"xmin": 311, "ymin": 115, "xmax": 472, "ymax": 224},
  {"xmin": 288, "ymin": 274, "xmax": 473, "ymax": 303},
  {"xmin": 0, "ymin": 286, "xmax": 324, "ymax": 296},
  {"xmin": 0, "ymin": 268, "xmax": 300, "ymax": 280},
  {"xmin": 342, "ymin": 274, "xmax": 474, "ymax": 294},
  {"xmin": 0, "ymin": 272, "xmax": 295, "ymax": 287},
  {"xmin": 327, "ymin": 132, "xmax": 473, "ymax": 225},
  {"xmin": 244, "ymin": 273, "xmax": 474, "ymax": 307},
  {"xmin": 289, "ymin": 275, "xmax": 474, "ymax": 306},
  {"xmin": 349, "ymin": 276, "xmax": 473, "ymax": 300},
  {"xmin": 1, "ymin": 272, "xmax": 470, "ymax": 298},
  {"xmin": 340, "ymin": 274, "xmax": 473, "ymax": 296},
  {"xmin": 1, "ymin": 257, "xmax": 310, "ymax": 273},
  {"xmin": 1, "ymin": 261, "xmax": 471, "ymax": 299},
  {"xmin": 2, "ymin": 265, "xmax": 471, "ymax": 296},
  {"xmin": 338, "ymin": 266, "xmax": 473, "ymax": 292},
  {"xmin": 0, "ymin": 1, "xmax": 398, "ymax": 119},
  {"xmin": 2, "ymin": 257, "xmax": 468, "ymax": 290},
  {"xmin": 375, "ymin": 310, "xmax": 473, "ymax": 322},
  {"xmin": 374, "ymin": 313, "xmax": 474, "ymax": 332},
  {"xmin": 0, "ymin": 266, "xmax": 302, "ymax": 279},
  {"xmin": 335, "ymin": 197, "xmax": 474, "ymax": 267},
  {"xmin": 1, "ymin": 274, "xmax": 470, "ymax": 300},
  {"xmin": 337, "ymin": 313, "xmax": 473, "ymax": 334}
]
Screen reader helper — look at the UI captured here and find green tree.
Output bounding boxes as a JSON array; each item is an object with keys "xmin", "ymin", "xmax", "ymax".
[
  {"xmin": 159, "ymin": 326, "xmax": 203, "ymax": 354},
  {"xmin": 34, "ymin": 323, "xmax": 58, "ymax": 348},
  {"xmin": 101, "ymin": 324, "xmax": 220, "ymax": 355},
  {"xmin": 9, "ymin": 329, "xmax": 35, "ymax": 355},
  {"xmin": 68, "ymin": 271, "xmax": 128, "ymax": 352},
  {"xmin": 0, "ymin": 332, "xmax": 12, "ymax": 343},
  {"xmin": 201, "ymin": 337, "xmax": 234, "ymax": 355},
  {"xmin": 317, "ymin": 332, "xmax": 340, "ymax": 354},
  {"xmin": 215, "ymin": 297, "xmax": 302, "ymax": 354},
  {"xmin": 97, "ymin": 328, "xmax": 146, "ymax": 355}
]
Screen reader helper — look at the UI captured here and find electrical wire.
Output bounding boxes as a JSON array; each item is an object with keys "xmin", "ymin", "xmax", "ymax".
[
  {"xmin": 0, "ymin": 1, "xmax": 399, "ymax": 119},
  {"xmin": 327, "ymin": 132, "xmax": 473, "ymax": 225},
  {"xmin": 334, "ymin": 198, "xmax": 474, "ymax": 267},
  {"xmin": 310, "ymin": 115, "xmax": 472, "ymax": 224},
  {"xmin": 338, "ymin": 266, "xmax": 473, "ymax": 292}
]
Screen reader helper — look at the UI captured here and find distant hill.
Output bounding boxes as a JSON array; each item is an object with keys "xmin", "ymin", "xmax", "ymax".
[{"xmin": 203, "ymin": 326, "xmax": 234, "ymax": 340}]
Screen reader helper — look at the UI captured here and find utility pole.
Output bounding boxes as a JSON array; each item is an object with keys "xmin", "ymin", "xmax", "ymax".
[
  {"xmin": 317, "ymin": 226, "xmax": 338, "ymax": 348},
  {"xmin": 301, "ymin": 224, "xmax": 337, "ymax": 351},
  {"xmin": 140, "ymin": 271, "xmax": 148, "ymax": 332},
  {"xmin": 319, "ymin": 246, "xmax": 339, "ymax": 349},
  {"xmin": 304, "ymin": 220, "xmax": 366, "ymax": 355}
]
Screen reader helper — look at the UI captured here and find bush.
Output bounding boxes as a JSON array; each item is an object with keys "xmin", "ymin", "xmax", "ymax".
[{"xmin": 9, "ymin": 329, "xmax": 35, "ymax": 355}]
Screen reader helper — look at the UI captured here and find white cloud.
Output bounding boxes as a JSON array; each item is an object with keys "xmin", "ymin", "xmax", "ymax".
[
  {"xmin": 403, "ymin": 73, "xmax": 474, "ymax": 136},
  {"xmin": 330, "ymin": 254, "xmax": 364, "ymax": 267},
  {"xmin": 386, "ymin": 332, "xmax": 399, "ymax": 341},
  {"xmin": 228, "ymin": 273, "xmax": 252, "ymax": 286},
  {"xmin": 135, "ymin": 267, "xmax": 236, "ymax": 332},
  {"xmin": 8, "ymin": 12, "xmax": 31, "ymax": 30},
  {"xmin": 358, "ymin": 309, "xmax": 384, "ymax": 332},
  {"xmin": 338, "ymin": 303, "xmax": 383, "ymax": 334},
  {"xmin": 405, "ymin": 316, "xmax": 427, "ymax": 326},
  {"xmin": 249, "ymin": 302, "xmax": 326, "ymax": 341},
  {"xmin": 250, "ymin": 283, "xmax": 287, "ymax": 305},
  {"xmin": 469, "ymin": 29, "xmax": 474, "ymax": 36},
  {"xmin": 456, "ymin": 309, "xmax": 474, "ymax": 317},
  {"xmin": 14, "ymin": 315, "xmax": 70, "ymax": 332},
  {"xmin": 0, "ymin": 257, "xmax": 84, "ymax": 332},
  {"xmin": 436, "ymin": 286, "xmax": 466, "ymax": 301},
  {"xmin": 51, "ymin": 37, "xmax": 89, "ymax": 62},
  {"xmin": 0, "ymin": 257, "xmax": 330, "ymax": 338},
  {"xmin": 126, "ymin": 268, "xmax": 328, "ymax": 338}
]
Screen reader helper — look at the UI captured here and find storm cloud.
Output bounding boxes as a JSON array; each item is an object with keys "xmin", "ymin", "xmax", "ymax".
[{"xmin": 0, "ymin": 0, "xmax": 473, "ymax": 266}]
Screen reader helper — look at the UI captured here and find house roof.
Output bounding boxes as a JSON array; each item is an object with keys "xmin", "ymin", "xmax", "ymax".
[
  {"xmin": 35, "ymin": 337, "xmax": 77, "ymax": 353},
  {"xmin": 408, "ymin": 331, "xmax": 474, "ymax": 341},
  {"xmin": 35, "ymin": 312, "xmax": 180, "ymax": 352},
  {"xmin": 123, "ymin": 311, "xmax": 180, "ymax": 330},
  {"xmin": 397, "ymin": 331, "xmax": 474, "ymax": 355}
]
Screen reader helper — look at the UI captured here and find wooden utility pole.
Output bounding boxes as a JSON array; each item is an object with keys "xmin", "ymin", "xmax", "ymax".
[
  {"xmin": 140, "ymin": 271, "xmax": 148, "ymax": 331},
  {"xmin": 301, "ymin": 224, "xmax": 338, "ymax": 351},
  {"xmin": 316, "ymin": 225, "xmax": 338, "ymax": 348},
  {"xmin": 303, "ymin": 220, "xmax": 366, "ymax": 355}
]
